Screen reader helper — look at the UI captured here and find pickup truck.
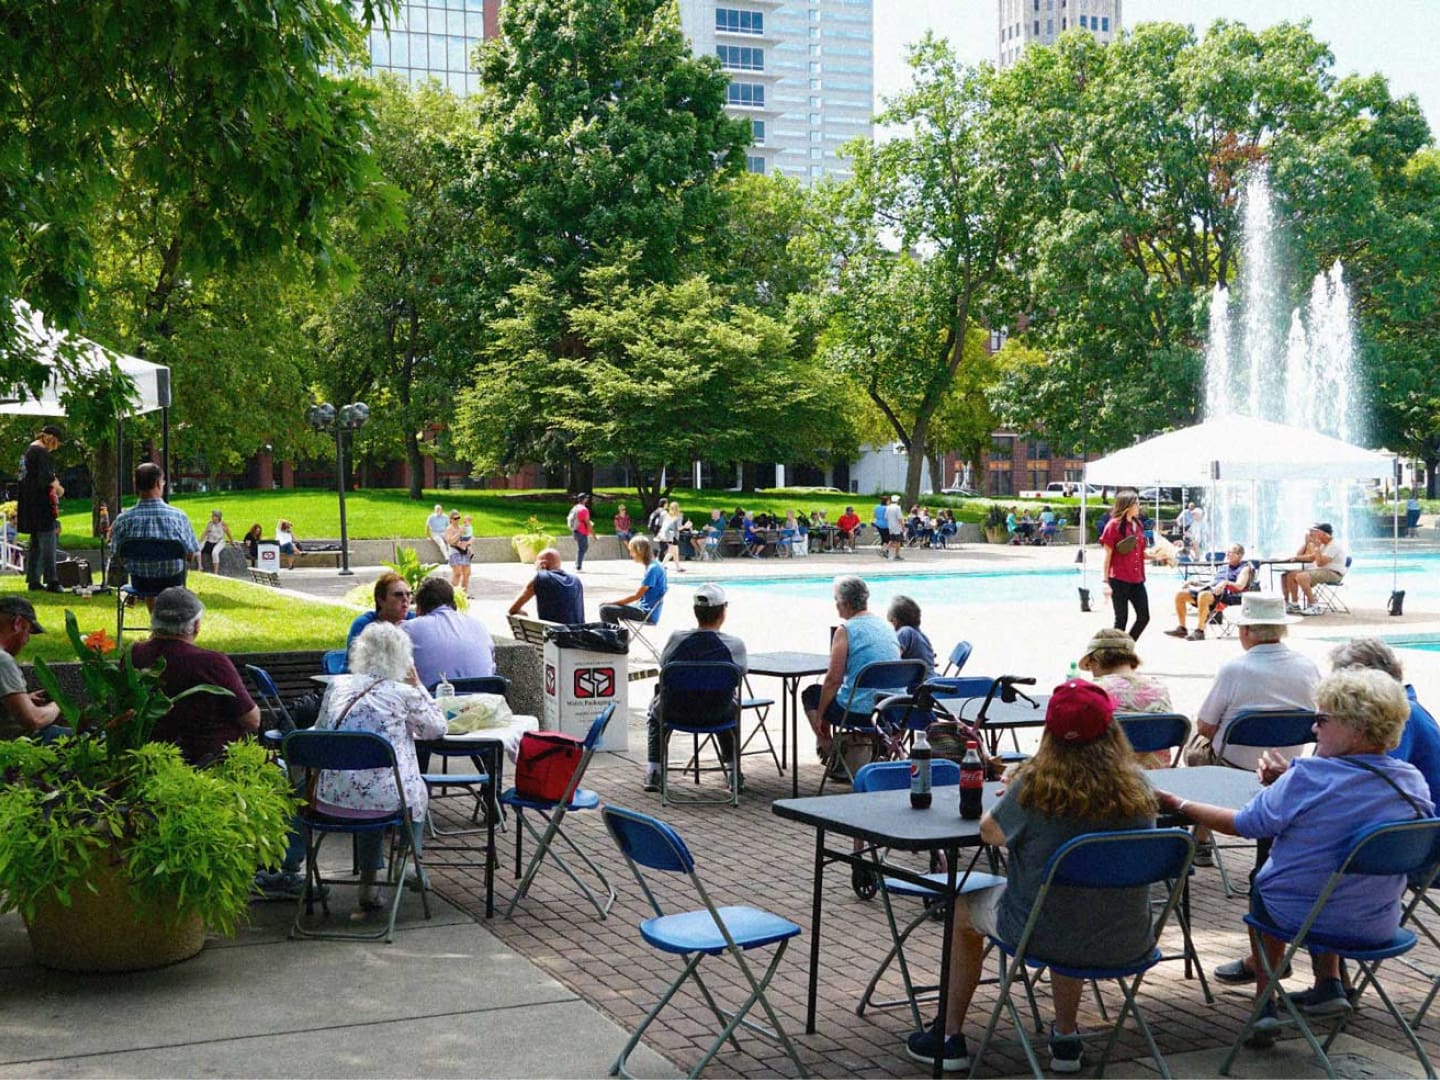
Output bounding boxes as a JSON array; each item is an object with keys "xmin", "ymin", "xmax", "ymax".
[{"xmin": 1018, "ymin": 482, "xmax": 1102, "ymax": 499}]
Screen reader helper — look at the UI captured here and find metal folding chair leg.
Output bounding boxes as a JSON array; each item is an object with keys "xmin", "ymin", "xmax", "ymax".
[
  {"xmin": 291, "ymin": 825, "xmax": 432, "ymax": 944},
  {"xmin": 505, "ymin": 805, "xmax": 616, "ymax": 919}
]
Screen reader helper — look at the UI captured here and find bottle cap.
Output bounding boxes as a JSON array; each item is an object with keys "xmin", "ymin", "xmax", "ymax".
[{"xmin": 966, "ymin": 739, "xmax": 978, "ymax": 749}]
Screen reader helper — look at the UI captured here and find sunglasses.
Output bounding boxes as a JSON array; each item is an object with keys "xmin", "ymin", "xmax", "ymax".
[{"xmin": 390, "ymin": 590, "xmax": 412, "ymax": 600}]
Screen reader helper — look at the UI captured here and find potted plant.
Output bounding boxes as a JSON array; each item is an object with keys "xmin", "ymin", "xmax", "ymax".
[
  {"xmin": 0, "ymin": 614, "xmax": 296, "ymax": 972},
  {"xmin": 984, "ymin": 504, "xmax": 1010, "ymax": 544},
  {"xmin": 512, "ymin": 515, "xmax": 556, "ymax": 564},
  {"xmin": 383, "ymin": 545, "xmax": 468, "ymax": 609}
]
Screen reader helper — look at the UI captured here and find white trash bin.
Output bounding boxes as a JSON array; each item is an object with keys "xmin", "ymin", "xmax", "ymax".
[{"xmin": 543, "ymin": 639, "xmax": 630, "ymax": 752}]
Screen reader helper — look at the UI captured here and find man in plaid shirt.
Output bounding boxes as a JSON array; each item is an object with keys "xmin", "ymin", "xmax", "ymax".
[{"xmin": 108, "ymin": 463, "xmax": 199, "ymax": 599}]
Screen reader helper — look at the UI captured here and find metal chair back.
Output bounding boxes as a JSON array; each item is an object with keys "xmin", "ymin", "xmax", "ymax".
[
  {"xmin": 1117, "ymin": 712, "xmax": 1191, "ymax": 757},
  {"xmin": 1218, "ymin": 708, "xmax": 1319, "ymax": 757},
  {"xmin": 853, "ymin": 758, "xmax": 960, "ymax": 792}
]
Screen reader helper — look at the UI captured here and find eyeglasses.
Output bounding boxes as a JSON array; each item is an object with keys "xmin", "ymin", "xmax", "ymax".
[
  {"xmin": 390, "ymin": 591, "xmax": 412, "ymax": 601},
  {"xmin": 1314, "ymin": 713, "xmax": 1335, "ymax": 727}
]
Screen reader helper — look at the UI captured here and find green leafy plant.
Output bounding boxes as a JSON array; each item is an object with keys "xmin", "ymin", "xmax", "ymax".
[
  {"xmin": 384, "ymin": 546, "xmax": 438, "ymax": 594},
  {"xmin": 985, "ymin": 504, "xmax": 1008, "ymax": 529},
  {"xmin": 0, "ymin": 612, "xmax": 296, "ymax": 936},
  {"xmin": 511, "ymin": 515, "xmax": 556, "ymax": 560},
  {"xmin": 519, "ymin": 515, "xmax": 550, "ymax": 539}
]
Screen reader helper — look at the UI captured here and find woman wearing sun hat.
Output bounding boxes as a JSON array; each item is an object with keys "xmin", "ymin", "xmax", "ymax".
[
  {"xmin": 1078, "ymin": 627, "xmax": 1172, "ymax": 769},
  {"xmin": 905, "ymin": 680, "xmax": 1158, "ymax": 1075}
]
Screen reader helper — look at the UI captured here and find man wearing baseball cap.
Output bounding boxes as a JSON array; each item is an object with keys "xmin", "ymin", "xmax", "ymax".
[
  {"xmin": 0, "ymin": 596, "xmax": 64, "ymax": 741},
  {"xmin": 906, "ymin": 679, "xmax": 1158, "ymax": 1074},
  {"xmin": 642, "ymin": 583, "xmax": 748, "ymax": 794},
  {"xmin": 17, "ymin": 424, "xmax": 65, "ymax": 593},
  {"xmin": 1280, "ymin": 522, "xmax": 1348, "ymax": 616}
]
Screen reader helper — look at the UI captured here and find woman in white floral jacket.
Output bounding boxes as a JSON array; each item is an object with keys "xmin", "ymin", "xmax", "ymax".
[{"xmin": 315, "ymin": 621, "xmax": 446, "ymax": 907}]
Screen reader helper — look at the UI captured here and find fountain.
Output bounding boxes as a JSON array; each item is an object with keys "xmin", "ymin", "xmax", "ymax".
[{"xmin": 1201, "ymin": 171, "xmax": 1364, "ymax": 557}]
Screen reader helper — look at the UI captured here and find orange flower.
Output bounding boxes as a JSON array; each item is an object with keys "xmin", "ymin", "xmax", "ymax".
[{"xmin": 82, "ymin": 629, "xmax": 118, "ymax": 656}]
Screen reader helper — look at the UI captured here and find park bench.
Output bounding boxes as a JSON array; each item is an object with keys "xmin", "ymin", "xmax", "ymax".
[{"xmin": 507, "ymin": 613, "xmax": 657, "ymax": 682}]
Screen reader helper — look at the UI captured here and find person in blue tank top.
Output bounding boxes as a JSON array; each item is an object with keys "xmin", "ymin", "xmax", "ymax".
[
  {"xmin": 508, "ymin": 548, "xmax": 584, "ymax": 625},
  {"xmin": 802, "ymin": 575, "xmax": 900, "ymax": 773}
]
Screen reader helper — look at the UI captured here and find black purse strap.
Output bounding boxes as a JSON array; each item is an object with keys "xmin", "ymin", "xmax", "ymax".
[{"xmin": 1335, "ymin": 756, "xmax": 1430, "ymax": 820}]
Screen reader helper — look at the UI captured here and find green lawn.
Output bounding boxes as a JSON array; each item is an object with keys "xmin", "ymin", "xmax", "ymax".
[
  {"xmin": 55, "ymin": 486, "xmax": 1016, "ymax": 541},
  {"xmin": 3, "ymin": 575, "xmax": 359, "ymax": 663}
]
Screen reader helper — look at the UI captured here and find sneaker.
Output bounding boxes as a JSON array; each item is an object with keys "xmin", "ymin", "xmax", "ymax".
[
  {"xmin": 1302, "ymin": 604, "xmax": 1326, "ymax": 616},
  {"xmin": 642, "ymin": 769, "xmax": 661, "ymax": 793},
  {"xmin": 1291, "ymin": 978, "xmax": 1352, "ymax": 1017},
  {"xmin": 252, "ymin": 869, "xmax": 306, "ymax": 901},
  {"xmin": 1187, "ymin": 629, "xmax": 1206, "ymax": 641},
  {"xmin": 403, "ymin": 866, "xmax": 432, "ymax": 891},
  {"xmin": 1214, "ymin": 957, "xmax": 1292, "ymax": 984},
  {"xmin": 1049, "ymin": 1026, "xmax": 1085, "ymax": 1074},
  {"xmin": 1191, "ymin": 840, "xmax": 1215, "ymax": 867},
  {"xmin": 1163, "ymin": 627, "xmax": 1189, "ymax": 638},
  {"xmin": 906, "ymin": 1026, "xmax": 969, "ymax": 1072},
  {"xmin": 1245, "ymin": 1001, "xmax": 1280, "ymax": 1048},
  {"xmin": 1285, "ymin": 602, "xmax": 1304, "ymax": 614}
]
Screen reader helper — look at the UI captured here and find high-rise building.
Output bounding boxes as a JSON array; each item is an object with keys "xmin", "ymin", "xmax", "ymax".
[
  {"xmin": 996, "ymin": 0, "xmax": 1120, "ymax": 70},
  {"xmin": 361, "ymin": 1, "xmax": 872, "ymax": 183},
  {"xmin": 676, "ymin": 0, "xmax": 873, "ymax": 182},
  {"xmin": 363, "ymin": 0, "xmax": 500, "ymax": 96}
]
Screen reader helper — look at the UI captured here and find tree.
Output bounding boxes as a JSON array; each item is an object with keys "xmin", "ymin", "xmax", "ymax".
[
  {"xmin": 454, "ymin": 0, "xmax": 750, "ymax": 488},
  {"xmin": 309, "ymin": 77, "xmax": 485, "ymax": 499},
  {"xmin": 814, "ymin": 36, "xmax": 1030, "ymax": 504},
  {"xmin": 453, "ymin": 257, "xmax": 855, "ymax": 513},
  {"xmin": 2, "ymin": 0, "xmax": 389, "ymax": 403}
]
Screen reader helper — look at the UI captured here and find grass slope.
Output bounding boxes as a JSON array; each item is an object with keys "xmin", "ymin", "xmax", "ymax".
[{"xmin": 3, "ymin": 575, "xmax": 359, "ymax": 663}]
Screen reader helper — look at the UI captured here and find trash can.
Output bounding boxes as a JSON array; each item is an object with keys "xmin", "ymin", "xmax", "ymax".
[
  {"xmin": 542, "ymin": 623, "xmax": 631, "ymax": 752},
  {"xmin": 255, "ymin": 542, "xmax": 281, "ymax": 574}
]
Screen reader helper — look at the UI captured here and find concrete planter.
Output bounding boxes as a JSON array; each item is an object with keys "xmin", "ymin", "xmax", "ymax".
[{"xmin": 984, "ymin": 525, "xmax": 1009, "ymax": 545}]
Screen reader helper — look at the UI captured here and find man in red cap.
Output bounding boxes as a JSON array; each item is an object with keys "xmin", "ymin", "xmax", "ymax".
[{"xmin": 906, "ymin": 679, "xmax": 1159, "ymax": 1075}]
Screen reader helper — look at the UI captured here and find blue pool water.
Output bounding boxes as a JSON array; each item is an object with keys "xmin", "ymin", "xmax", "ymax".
[{"xmin": 720, "ymin": 552, "xmax": 1440, "ymax": 612}]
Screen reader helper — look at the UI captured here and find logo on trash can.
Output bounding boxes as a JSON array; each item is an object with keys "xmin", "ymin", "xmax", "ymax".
[
  {"xmin": 545, "ymin": 664, "xmax": 556, "ymax": 695},
  {"xmin": 574, "ymin": 666, "xmax": 616, "ymax": 699}
]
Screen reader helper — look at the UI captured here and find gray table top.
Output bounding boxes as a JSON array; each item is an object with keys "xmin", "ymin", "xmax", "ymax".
[
  {"xmin": 772, "ymin": 766, "xmax": 1259, "ymax": 851},
  {"xmin": 939, "ymin": 693, "xmax": 1051, "ymax": 727},
  {"xmin": 748, "ymin": 651, "xmax": 830, "ymax": 678}
]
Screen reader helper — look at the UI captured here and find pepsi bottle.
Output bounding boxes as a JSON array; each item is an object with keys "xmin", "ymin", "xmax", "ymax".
[{"xmin": 909, "ymin": 728, "xmax": 932, "ymax": 810}]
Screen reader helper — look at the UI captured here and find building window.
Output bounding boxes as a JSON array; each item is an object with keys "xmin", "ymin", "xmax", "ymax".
[
  {"xmin": 717, "ymin": 45, "xmax": 764, "ymax": 71},
  {"xmin": 988, "ymin": 469, "xmax": 1014, "ymax": 497},
  {"xmin": 1047, "ymin": 18, "xmax": 1053, "ymax": 33},
  {"xmin": 715, "ymin": 7, "xmax": 763, "ymax": 35},
  {"xmin": 1027, "ymin": 440, "xmax": 1050, "ymax": 461},
  {"xmin": 1061, "ymin": 16, "xmax": 1066, "ymax": 28},
  {"xmin": 746, "ymin": 155, "xmax": 766, "ymax": 174},
  {"xmin": 726, "ymin": 82, "xmax": 765, "ymax": 108},
  {"xmin": 1101, "ymin": 16, "xmax": 1109, "ymax": 30},
  {"xmin": 990, "ymin": 435, "xmax": 1016, "ymax": 458},
  {"xmin": 1034, "ymin": 19, "xmax": 1039, "ymax": 34},
  {"xmin": 1029, "ymin": 467, "xmax": 1049, "ymax": 491},
  {"xmin": 1079, "ymin": 14, "xmax": 1087, "ymax": 27},
  {"xmin": 752, "ymin": 119, "xmax": 765, "ymax": 145}
]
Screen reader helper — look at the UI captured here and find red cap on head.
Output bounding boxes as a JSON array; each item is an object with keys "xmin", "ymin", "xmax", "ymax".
[{"xmin": 1044, "ymin": 679, "xmax": 1115, "ymax": 744}]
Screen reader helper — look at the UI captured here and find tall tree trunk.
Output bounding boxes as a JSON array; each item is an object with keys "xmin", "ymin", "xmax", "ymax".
[
  {"xmin": 91, "ymin": 437, "xmax": 118, "ymax": 536},
  {"xmin": 903, "ymin": 418, "xmax": 930, "ymax": 507},
  {"xmin": 927, "ymin": 451, "xmax": 943, "ymax": 497},
  {"xmin": 405, "ymin": 429, "xmax": 425, "ymax": 500}
]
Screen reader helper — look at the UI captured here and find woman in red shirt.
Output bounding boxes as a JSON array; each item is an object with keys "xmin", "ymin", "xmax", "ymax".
[
  {"xmin": 1100, "ymin": 489, "xmax": 1150, "ymax": 640},
  {"xmin": 836, "ymin": 506, "xmax": 861, "ymax": 552}
]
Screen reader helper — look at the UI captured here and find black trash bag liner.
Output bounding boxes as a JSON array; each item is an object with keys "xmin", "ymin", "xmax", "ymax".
[
  {"xmin": 289, "ymin": 691, "xmax": 324, "ymax": 730},
  {"xmin": 544, "ymin": 622, "xmax": 631, "ymax": 654}
]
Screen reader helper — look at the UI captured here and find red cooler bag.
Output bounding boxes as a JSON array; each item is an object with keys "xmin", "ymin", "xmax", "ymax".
[{"xmin": 514, "ymin": 731, "xmax": 584, "ymax": 802}]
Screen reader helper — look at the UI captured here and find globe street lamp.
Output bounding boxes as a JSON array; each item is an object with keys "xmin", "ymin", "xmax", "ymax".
[{"xmin": 306, "ymin": 401, "xmax": 370, "ymax": 576}]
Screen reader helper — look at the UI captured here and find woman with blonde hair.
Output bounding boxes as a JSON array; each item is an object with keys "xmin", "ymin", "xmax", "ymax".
[
  {"xmin": 659, "ymin": 500, "xmax": 687, "ymax": 574},
  {"xmin": 906, "ymin": 680, "xmax": 1157, "ymax": 1073},
  {"xmin": 1159, "ymin": 668, "xmax": 1432, "ymax": 1037},
  {"xmin": 1100, "ymin": 488, "xmax": 1150, "ymax": 640},
  {"xmin": 1078, "ymin": 628, "xmax": 1173, "ymax": 768}
]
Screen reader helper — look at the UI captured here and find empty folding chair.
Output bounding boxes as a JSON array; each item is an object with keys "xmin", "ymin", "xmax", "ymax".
[
  {"xmin": 938, "ymin": 640, "xmax": 973, "ymax": 680},
  {"xmin": 602, "ymin": 806, "xmax": 807, "ymax": 1079},
  {"xmin": 282, "ymin": 729, "xmax": 432, "ymax": 943},
  {"xmin": 970, "ymin": 828, "xmax": 1196, "ymax": 1078},
  {"xmin": 1221, "ymin": 818, "xmax": 1440, "ymax": 1079},
  {"xmin": 501, "ymin": 703, "xmax": 617, "ymax": 919},
  {"xmin": 850, "ymin": 761, "xmax": 1008, "ymax": 1029},
  {"xmin": 246, "ymin": 664, "xmax": 296, "ymax": 742}
]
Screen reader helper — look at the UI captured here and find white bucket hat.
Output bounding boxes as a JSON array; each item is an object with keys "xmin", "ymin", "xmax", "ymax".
[{"xmin": 1227, "ymin": 593, "xmax": 1300, "ymax": 626}]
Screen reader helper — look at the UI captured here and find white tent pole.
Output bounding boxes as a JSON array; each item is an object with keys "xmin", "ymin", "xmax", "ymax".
[
  {"xmin": 1250, "ymin": 480, "xmax": 1258, "ymax": 557},
  {"xmin": 1393, "ymin": 456, "xmax": 1401, "ymax": 594}
]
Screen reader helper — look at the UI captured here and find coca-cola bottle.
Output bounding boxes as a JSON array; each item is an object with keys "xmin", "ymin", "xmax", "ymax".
[
  {"xmin": 960, "ymin": 740, "xmax": 984, "ymax": 820},
  {"xmin": 909, "ymin": 728, "xmax": 932, "ymax": 810}
]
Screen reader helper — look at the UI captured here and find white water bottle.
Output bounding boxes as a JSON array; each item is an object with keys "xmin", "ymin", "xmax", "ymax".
[{"xmin": 435, "ymin": 672, "xmax": 456, "ymax": 718}]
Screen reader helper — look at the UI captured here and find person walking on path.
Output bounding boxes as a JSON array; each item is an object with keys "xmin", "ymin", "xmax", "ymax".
[
  {"xmin": 17, "ymin": 424, "xmax": 64, "ymax": 592},
  {"xmin": 567, "ymin": 493, "xmax": 592, "ymax": 571},
  {"xmin": 1100, "ymin": 488, "xmax": 1151, "ymax": 641}
]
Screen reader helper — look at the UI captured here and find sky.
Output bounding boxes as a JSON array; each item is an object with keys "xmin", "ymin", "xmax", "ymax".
[{"xmin": 873, "ymin": 0, "xmax": 1439, "ymax": 132}]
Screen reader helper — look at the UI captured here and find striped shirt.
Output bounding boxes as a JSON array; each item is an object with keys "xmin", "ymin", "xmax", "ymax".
[{"xmin": 109, "ymin": 498, "xmax": 199, "ymax": 579}]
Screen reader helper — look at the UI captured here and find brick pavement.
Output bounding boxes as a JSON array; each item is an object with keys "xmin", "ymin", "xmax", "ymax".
[{"xmin": 425, "ymin": 725, "xmax": 1440, "ymax": 1078}]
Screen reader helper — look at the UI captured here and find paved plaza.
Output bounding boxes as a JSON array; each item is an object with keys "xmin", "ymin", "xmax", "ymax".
[{"xmin": 6, "ymin": 538, "xmax": 1440, "ymax": 1077}]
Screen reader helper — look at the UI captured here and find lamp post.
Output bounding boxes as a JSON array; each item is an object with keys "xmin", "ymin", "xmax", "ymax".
[{"xmin": 306, "ymin": 401, "xmax": 370, "ymax": 576}]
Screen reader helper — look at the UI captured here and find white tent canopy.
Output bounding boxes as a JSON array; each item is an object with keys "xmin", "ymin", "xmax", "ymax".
[
  {"xmin": 2, "ymin": 299, "xmax": 170, "ymax": 417},
  {"xmin": 1083, "ymin": 416, "xmax": 1395, "ymax": 486}
]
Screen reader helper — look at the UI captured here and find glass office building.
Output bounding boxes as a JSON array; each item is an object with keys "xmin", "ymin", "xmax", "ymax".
[{"xmin": 363, "ymin": 0, "xmax": 499, "ymax": 96}]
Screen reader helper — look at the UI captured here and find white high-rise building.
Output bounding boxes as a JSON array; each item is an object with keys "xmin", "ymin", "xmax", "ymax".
[
  {"xmin": 363, "ymin": 0, "xmax": 498, "ymax": 96},
  {"xmin": 677, "ymin": 0, "xmax": 873, "ymax": 182},
  {"xmin": 996, "ymin": 0, "xmax": 1120, "ymax": 70}
]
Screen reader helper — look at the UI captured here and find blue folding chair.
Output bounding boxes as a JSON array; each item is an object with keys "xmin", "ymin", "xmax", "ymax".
[
  {"xmin": 818, "ymin": 659, "xmax": 929, "ymax": 792},
  {"xmin": 1117, "ymin": 713, "xmax": 1191, "ymax": 768},
  {"xmin": 1212, "ymin": 709, "xmax": 1319, "ymax": 897},
  {"xmin": 940, "ymin": 640, "xmax": 973, "ymax": 679},
  {"xmin": 421, "ymin": 674, "xmax": 512, "ymax": 836},
  {"xmin": 114, "ymin": 537, "xmax": 189, "ymax": 638},
  {"xmin": 601, "ymin": 806, "xmax": 807, "ymax": 1079},
  {"xmin": 246, "ymin": 664, "xmax": 295, "ymax": 743},
  {"xmin": 971, "ymin": 828, "xmax": 1196, "ymax": 1079},
  {"xmin": 501, "ymin": 704, "xmax": 617, "ymax": 919},
  {"xmin": 281, "ymin": 729, "xmax": 432, "ymax": 943},
  {"xmin": 1221, "ymin": 818, "xmax": 1440, "ymax": 1079},
  {"xmin": 658, "ymin": 661, "xmax": 743, "ymax": 807},
  {"xmin": 321, "ymin": 649, "xmax": 348, "ymax": 675},
  {"xmin": 850, "ymin": 761, "xmax": 1009, "ymax": 1029}
]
